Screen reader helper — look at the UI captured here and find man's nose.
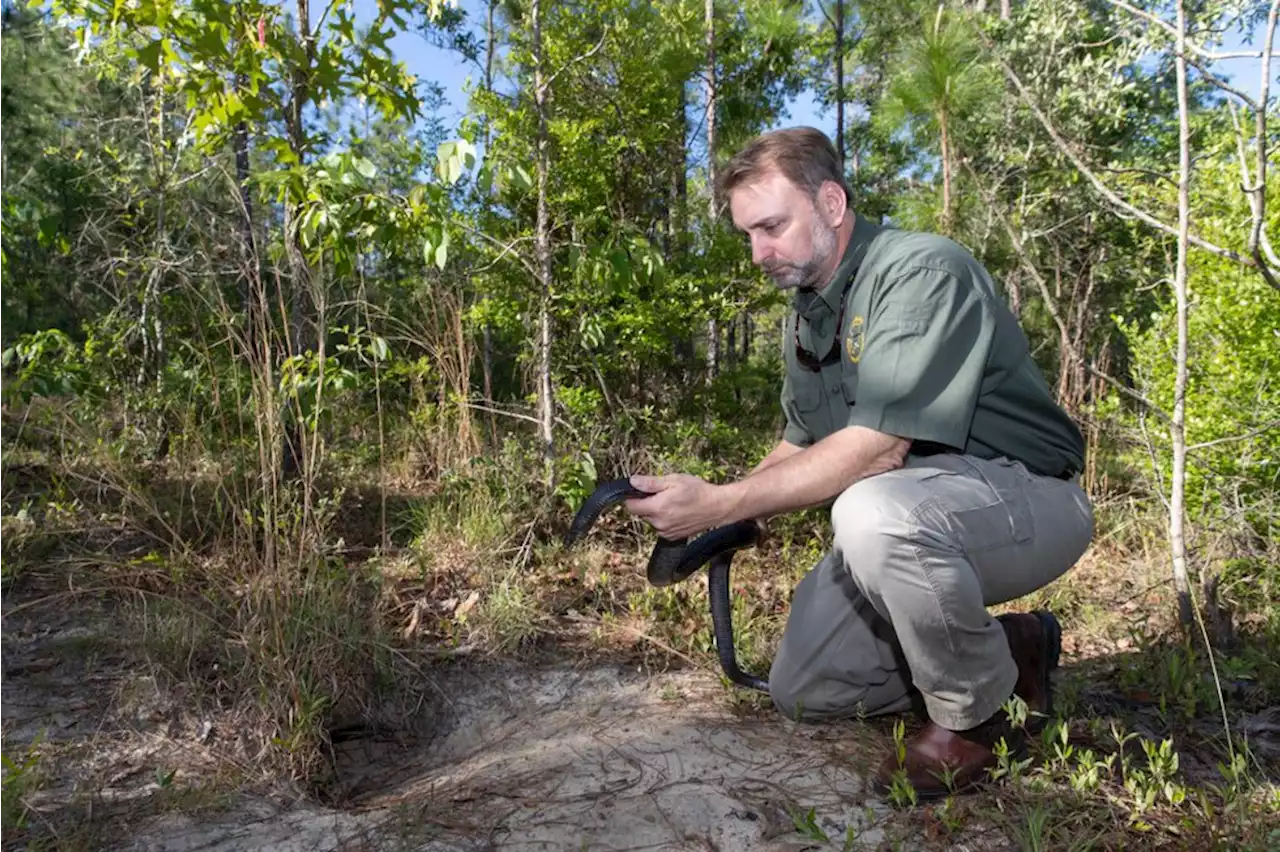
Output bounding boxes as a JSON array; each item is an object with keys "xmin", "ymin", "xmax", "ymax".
[{"xmin": 751, "ymin": 238, "xmax": 773, "ymax": 266}]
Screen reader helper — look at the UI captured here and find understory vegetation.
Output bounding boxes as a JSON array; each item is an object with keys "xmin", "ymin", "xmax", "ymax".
[{"xmin": 2, "ymin": 0, "xmax": 1278, "ymax": 848}]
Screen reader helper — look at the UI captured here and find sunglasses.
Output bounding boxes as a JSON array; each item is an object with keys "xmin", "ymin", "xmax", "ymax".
[{"xmin": 793, "ymin": 278, "xmax": 855, "ymax": 372}]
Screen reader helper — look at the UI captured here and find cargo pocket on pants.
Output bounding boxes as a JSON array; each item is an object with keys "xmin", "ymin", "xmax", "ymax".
[{"xmin": 946, "ymin": 457, "xmax": 1035, "ymax": 553}]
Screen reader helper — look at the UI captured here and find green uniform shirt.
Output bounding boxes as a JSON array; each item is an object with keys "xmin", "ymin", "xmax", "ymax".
[{"xmin": 780, "ymin": 215, "xmax": 1085, "ymax": 479}]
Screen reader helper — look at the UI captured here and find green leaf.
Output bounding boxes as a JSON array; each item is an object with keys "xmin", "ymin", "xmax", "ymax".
[
  {"xmin": 434, "ymin": 236, "xmax": 448, "ymax": 270},
  {"xmin": 435, "ymin": 139, "xmax": 477, "ymax": 185},
  {"xmin": 353, "ymin": 157, "xmax": 376, "ymax": 179},
  {"xmin": 135, "ymin": 40, "xmax": 164, "ymax": 73},
  {"xmin": 510, "ymin": 164, "xmax": 532, "ymax": 192}
]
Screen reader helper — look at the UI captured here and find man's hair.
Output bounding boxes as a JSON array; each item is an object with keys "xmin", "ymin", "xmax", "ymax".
[{"xmin": 717, "ymin": 127, "xmax": 852, "ymax": 206}]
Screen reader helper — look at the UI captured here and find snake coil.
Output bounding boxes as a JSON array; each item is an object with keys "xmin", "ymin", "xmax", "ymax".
[{"xmin": 563, "ymin": 479, "xmax": 769, "ymax": 693}]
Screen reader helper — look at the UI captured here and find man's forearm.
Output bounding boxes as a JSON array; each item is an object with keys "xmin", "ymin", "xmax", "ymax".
[
  {"xmin": 720, "ymin": 427, "xmax": 909, "ymax": 525},
  {"xmin": 749, "ymin": 439, "xmax": 804, "ymax": 476}
]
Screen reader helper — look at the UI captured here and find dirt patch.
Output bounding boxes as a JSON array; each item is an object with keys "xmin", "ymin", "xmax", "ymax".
[
  {"xmin": 3, "ymin": 579, "xmax": 903, "ymax": 851},
  {"xmin": 120, "ymin": 663, "xmax": 894, "ymax": 851}
]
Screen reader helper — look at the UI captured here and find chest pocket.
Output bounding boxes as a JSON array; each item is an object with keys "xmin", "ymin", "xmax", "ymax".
[
  {"xmin": 792, "ymin": 378, "xmax": 824, "ymax": 414},
  {"xmin": 840, "ymin": 369, "xmax": 859, "ymax": 406}
]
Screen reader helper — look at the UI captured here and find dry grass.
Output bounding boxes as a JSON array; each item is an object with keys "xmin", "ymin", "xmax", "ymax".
[{"xmin": 3, "ymin": 420, "xmax": 1278, "ymax": 850}]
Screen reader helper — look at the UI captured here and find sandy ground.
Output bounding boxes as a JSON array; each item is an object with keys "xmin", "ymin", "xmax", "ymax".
[
  {"xmin": 120, "ymin": 665, "xmax": 894, "ymax": 851},
  {"xmin": 4, "ymin": 592, "xmax": 901, "ymax": 852}
]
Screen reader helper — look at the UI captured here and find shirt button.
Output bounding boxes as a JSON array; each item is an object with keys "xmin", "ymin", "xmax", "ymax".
[{"xmin": 830, "ymin": 386, "xmax": 839, "ymax": 395}]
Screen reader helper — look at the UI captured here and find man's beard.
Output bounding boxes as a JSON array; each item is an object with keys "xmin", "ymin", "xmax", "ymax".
[{"xmin": 763, "ymin": 219, "xmax": 837, "ymax": 291}]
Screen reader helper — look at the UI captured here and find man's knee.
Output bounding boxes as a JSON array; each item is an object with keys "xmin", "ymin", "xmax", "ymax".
[
  {"xmin": 767, "ymin": 654, "xmax": 811, "ymax": 721},
  {"xmin": 766, "ymin": 655, "xmax": 859, "ymax": 722},
  {"xmin": 769, "ymin": 653, "xmax": 917, "ymax": 723}
]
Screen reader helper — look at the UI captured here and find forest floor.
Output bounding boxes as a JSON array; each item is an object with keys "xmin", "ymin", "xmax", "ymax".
[{"xmin": 3, "ymin": 458, "xmax": 1279, "ymax": 851}]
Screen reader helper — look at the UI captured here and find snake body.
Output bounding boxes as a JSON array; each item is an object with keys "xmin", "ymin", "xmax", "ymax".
[{"xmin": 563, "ymin": 479, "xmax": 769, "ymax": 693}]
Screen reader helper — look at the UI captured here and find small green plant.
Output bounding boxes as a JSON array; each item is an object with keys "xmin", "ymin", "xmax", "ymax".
[
  {"xmin": 1010, "ymin": 802, "xmax": 1051, "ymax": 852},
  {"xmin": 1066, "ymin": 748, "xmax": 1114, "ymax": 794},
  {"xmin": 473, "ymin": 578, "xmax": 545, "ymax": 654},
  {"xmin": 1003, "ymin": 693, "xmax": 1030, "ymax": 730},
  {"xmin": 934, "ymin": 795, "xmax": 966, "ymax": 833},
  {"xmin": 989, "ymin": 735, "xmax": 1032, "ymax": 785},
  {"xmin": 885, "ymin": 718, "xmax": 919, "ymax": 807},
  {"xmin": 788, "ymin": 805, "xmax": 829, "ymax": 842},
  {"xmin": 1043, "ymin": 719, "xmax": 1073, "ymax": 771},
  {"xmin": 887, "ymin": 769, "xmax": 918, "ymax": 809},
  {"xmin": 1123, "ymin": 737, "xmax": 1185, "ymax": 827},
  {"xmin": 2, "ymin": 735, "xmax": 46, "ymax": 831}
]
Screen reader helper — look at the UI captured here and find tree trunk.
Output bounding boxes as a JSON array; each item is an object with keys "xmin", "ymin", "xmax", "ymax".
[
  {"xmin": 281, "ymin": 0, "xmax": 318, "ymax": 482},
  {"xmin": 139, "ymin": 69, "xmax": 166, "ymax": 390},
  {"xmin": 1001, "ymin": 0, "xmax": 1011, "ymax": 21},
  {"xmin": 726, "ymin": 316, "xmax": 736, "ymax": 370},
  {"xmin": 705, "ymin": 0, "xmax": 719, "ymax": 386},
  {"xmin": 481, "ymin": 0, "xmax": 498, "ymax": 442},
  {"xmin": 834, "ymin": 0, "xmax": 844, "ymax": 164},
  {"xmin": 1171, "ymin": 0, "xmax": 1193, "ymax": 628},
  {"xmin": 669, "ymin": 78, "xmax": 688, "ymax": 259},
  {"xmin": 938, "ymin": 107, "xmax": 952, "ymax": 236},
  {"xmin": 533, "ymin": 0, "xmax": 555, "ymax": 471}
]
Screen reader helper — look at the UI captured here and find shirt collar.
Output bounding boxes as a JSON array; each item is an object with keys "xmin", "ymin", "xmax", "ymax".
[{"xmin": 792, "ymin": 214, "xmax": 881, "ymax": 319}]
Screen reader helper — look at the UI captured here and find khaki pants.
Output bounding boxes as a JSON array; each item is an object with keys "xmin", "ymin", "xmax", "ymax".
[{"xmin": 768, "ymin": 454, "xmax": 1093, "ymax": 731}]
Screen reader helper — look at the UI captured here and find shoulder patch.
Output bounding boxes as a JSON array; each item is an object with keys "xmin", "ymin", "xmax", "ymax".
[{"xmin": 846, "ymin": 315, "xmax": 865, "ymax": 364}]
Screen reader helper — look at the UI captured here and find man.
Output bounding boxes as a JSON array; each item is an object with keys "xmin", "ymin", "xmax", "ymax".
[{"xmin": 624, "ymin": 127, "xmax": 1093, "ymax": 797}]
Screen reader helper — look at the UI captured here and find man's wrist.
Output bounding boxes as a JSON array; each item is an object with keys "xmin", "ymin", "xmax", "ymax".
[{"xmin": 716, "ymin": 480, "xmax": 750, "ymax": 528}]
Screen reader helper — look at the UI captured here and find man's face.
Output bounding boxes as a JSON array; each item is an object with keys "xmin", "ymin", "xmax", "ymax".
[{"xmin": 729, "ymin": 170, "xmax": 839, "ymax": 291}]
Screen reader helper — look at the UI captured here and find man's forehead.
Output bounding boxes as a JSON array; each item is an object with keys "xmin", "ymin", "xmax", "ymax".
[{"xmin": 729, "ymin": 171, "xmax": 806, "ymax": 228}]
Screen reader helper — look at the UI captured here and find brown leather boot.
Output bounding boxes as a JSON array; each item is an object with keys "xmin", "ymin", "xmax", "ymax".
[
  {"xmin": 872, "ymin": 715, "xmax": 1024, "ymax": 800},
  {"xmin": 997, "ymin": 610, "xmax": 1062, "ymax": 730}
]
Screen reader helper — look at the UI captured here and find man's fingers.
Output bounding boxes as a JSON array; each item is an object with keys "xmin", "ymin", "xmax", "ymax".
[
  {"xmin": 624, "ymin": 496, "xmax": 653, "ymax": 517},
  {"xmin": 629, "ymin": 474, "xmax": 666, "ymax": 494}
]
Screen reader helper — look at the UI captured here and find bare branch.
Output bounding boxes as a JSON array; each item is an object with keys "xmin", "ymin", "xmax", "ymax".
[
  {"xmin": 1188, "ymin": 421, "xmax": 1280, "ymax": 452},
  {"xmin": 1097, "ymin": 166, "xmax": 1178, "ymax": 189},
  {"xmin": 1138, "ymin": 409, "xmax": 1172, "ymax": 511},
  {"xmin": 462, "ymin": 400, "xmax": 581, "ymax": 441},
  {"xmin": 1228, "ymin": 106, "xmax": 1280, "ymax": 289},
  {"xmin": 815, "ymin": 0, "xmax": 838, "ymax": 31},
  {"xmin": 313, "ymin": 0, "xmax": 342, "ymax": 36},
  {"xmin": 1184, "ymin": 53, "xmax": 1259, "ymax": 110},
  {"xmin": 978, "ymin": 29, "xmax": 1280, "ymax": 289},
  {"xmin": 459, "ymin": 223, "xmax": 539, "ymax": 278},
  {"xmin": 1250, "ymin": 0, "xmax": 1280, "ymax": 279},
  {"xmin": 964, "ymin": 160, "xmax": 1170, "ymax": 420},
  {"xmin": 544, "ymin": 28, "xmax": 608, "ymax": 91},
  {"xmin": 1101, "ymin": 0, "xmax": 1263, "ymax": 61}
]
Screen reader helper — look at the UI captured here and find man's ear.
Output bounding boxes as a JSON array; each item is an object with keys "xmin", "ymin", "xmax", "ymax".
[{"xmin": 818, "ymin": 180, "xmax": 847, "ymax": 227}]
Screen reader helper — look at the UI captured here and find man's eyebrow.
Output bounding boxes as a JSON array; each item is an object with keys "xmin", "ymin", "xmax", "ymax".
[{"xmin": 745, "ymin": 216, "xmax": 783, "ymax": 230}]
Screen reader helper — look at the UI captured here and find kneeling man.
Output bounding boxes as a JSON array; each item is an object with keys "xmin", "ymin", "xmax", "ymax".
[{"xmin": 625, "ymin": 127, "xmax": 1093, "ymax": 797}]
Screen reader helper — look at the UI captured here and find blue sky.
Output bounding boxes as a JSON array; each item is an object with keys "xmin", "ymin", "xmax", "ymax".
[
  {"xmin": 354, "ymin": 0, "xmax": 1267, "ymax": 143},
  {"xmin": 355, "ymin": 0, "xmax": 828, "ymax": 138}
]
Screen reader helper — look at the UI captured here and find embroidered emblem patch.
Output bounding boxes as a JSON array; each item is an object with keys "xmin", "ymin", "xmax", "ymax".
[{"xmin": 846, "ymin": 315, "xmax": 865, "ymax": 363}]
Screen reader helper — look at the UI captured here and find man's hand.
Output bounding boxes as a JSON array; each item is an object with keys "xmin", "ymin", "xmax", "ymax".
[{"xmin": 624, "ymin": 474, "xmax": 732, "ymax": 540}]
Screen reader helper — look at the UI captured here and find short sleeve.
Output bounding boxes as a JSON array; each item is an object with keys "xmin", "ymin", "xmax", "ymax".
[{"xmin": 845, "ymin": 268, "xmax": 995, "ymax": 448}]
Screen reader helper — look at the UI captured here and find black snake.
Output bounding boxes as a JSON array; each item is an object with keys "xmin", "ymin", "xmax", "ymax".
[{"xmin": 563, "ymin": 479, "xmax": 769, "ymax": 692}]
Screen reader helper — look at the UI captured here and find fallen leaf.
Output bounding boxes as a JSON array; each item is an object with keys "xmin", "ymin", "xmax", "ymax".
[
  {"xmin": 402, "ymin": 600, "xmax": 424, "ymax": 639},
  {"xmin": 455, "ymin": 590, "xmax": 480, "ymax": 617}
]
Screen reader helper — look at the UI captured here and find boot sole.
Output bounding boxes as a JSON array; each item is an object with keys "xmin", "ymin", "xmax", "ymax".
[{"xmin": 1030, "ymin": 609, "xmax": 1062, "ymax": 731}]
